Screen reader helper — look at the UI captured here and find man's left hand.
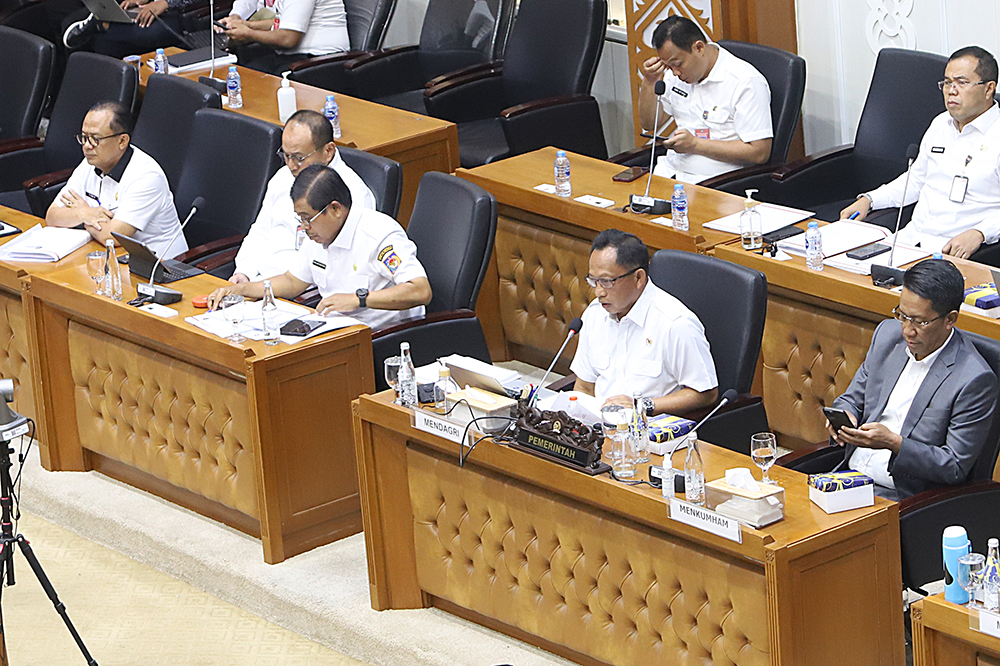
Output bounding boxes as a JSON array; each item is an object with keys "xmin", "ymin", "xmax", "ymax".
[
  {"xmin": 663, "ymin": 128, "xmax": 699, "ymax": 154},
  {"xmin": 837, "ymin": 422, "xmax": 903, "ymax": 453},
  {"xmin": 225, "ymin": 23, "xmax": 256, "ymax": 43},
  {"xmin": 315, "ymin": 293, "xmax": 359, "ymax": 317},
  {"xmin": 942, "ymin": 229, "xmax": 985, "ymax": 260},
  {"xmin": 135, "ymin": 0, "xmax": 167, "ymax": 27}
]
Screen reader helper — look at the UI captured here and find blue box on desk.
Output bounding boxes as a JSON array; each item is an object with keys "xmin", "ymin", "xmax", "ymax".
[
  {"xmin": 964, "ymin": 283, "xmax": 1000, "ymax": 310},
  {"xmin": 808, "ymin": 471, "xmax": 874, "ymax": 513}
]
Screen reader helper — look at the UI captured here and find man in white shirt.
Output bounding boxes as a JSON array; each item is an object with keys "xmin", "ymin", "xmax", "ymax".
[
  {"xmin": 828, "ymin": 259, "xmax": 997, "ymax": 500},
  {"xmin": 841, "ymin": 46, "xmax": 1000, "ymax": 259},
  {"xmin": 46, "ymin": 101, "xmax": 187, "ymax": 258},
  {"xmin": 231, "ymin": 109, "xmax": 375, "ymax": 283},
  {"xmin": 570, "ymin": 229, "xmax": 718, "ymax": 416},
  {"xmin": 222, "ymin": 0, "xmax": 349, "ymax": 74},
  {"xmin": 638, "ymin": 15, "xmax": 773, "ymax": 184},
  {"xmin": 207, "ymin": 164, "xmax": 431, "ymax": 330}
]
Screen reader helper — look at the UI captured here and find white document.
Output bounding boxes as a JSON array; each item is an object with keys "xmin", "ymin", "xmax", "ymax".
[
  {"xmin": 703, "ymin": 202, "xmax": 814, "ymax": 235},
  {"xmin": 535, "ymin": 391, "xmax": 602, "ymax": 424},
  {"xmin": 533, "ymin": 183, "xmax": 557, "ymax": 194},
  {"xmin": 185, "ymin": 299, "xmax": 310, "ymax": 339},
  {"xmin": 0, "ymin": 225, "xmax": 91, "ymax": 262},
  {"xmin": 823, "ymin": 244, "xmax": 930, "ymax": 275},
  {"xmin": 438, "ymin": 354, "xmax": 520, "ymax": 385},
  {"xmin": 573, "ymin": 195, "xmax": 616, "ymax": 208},
  {"xmin": 780, "ymin": 219, "xmax": 890, "ymax": 259}
]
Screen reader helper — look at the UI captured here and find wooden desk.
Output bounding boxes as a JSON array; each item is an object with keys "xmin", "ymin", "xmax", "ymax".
[
  {"xmin": 913, "ymin": 594, "xmax": 1000, "ymax": 666},
  {"xmin": 456, "ymin": 148, "xmax": 742, "ymax": 368},
  {"xmin": 353, "ymin": 391, "xmax": 905, "ymax": 666},
  {"xmin": 139, "ymin": 51, "xmax": 459, "ymax": 222},
  {"xmin": 5, "ymin": 207, "xmax": 375, "ymax": 562}
]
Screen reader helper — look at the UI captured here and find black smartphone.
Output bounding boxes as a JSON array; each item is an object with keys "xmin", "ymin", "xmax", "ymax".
[
  {"xmin": 213, "ymin": 19, "xmax": 227, "ymax": 29},
  {"xmin": 823, "ymin": 407, "xmax": 855, "ymax": 433},
  {"xmin": 846, "ymin": 242, "xmax": 891, "ymax": 261},
  {"xmin": 612, "ymin": 166, "xmax": 647, "ymax": 183},
  {"xmin": 762, "ymin": 224, "xmax": 804, "ymax": 244},
  {"xmin": 279, "ymin": 318, "xmax": 325, "ymax": 336}
]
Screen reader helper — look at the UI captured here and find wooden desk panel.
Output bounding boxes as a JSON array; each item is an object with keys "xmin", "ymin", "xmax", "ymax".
[
  {"xmin": 353, "ymin": 391, "xmax": 905, "ymax": 666},
  {"xmin": 139, "ymin": 52, "xmax": 459, "ymax": 222},
  {"xmin": 913, "ymin": 595, "xmax": 1000, "ymax": 666}
]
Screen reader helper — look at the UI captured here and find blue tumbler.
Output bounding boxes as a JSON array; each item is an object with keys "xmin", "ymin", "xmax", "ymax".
[{"xmin": 943, "ymin": 525, "xmax": 971, "ymax": 604}]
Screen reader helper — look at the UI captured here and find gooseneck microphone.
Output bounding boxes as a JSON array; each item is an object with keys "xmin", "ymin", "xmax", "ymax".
[
  {"xmin": 665, "ymin": 388, "xmax": 739, "ymax": 460},
  {"xmin": 630, "ymin": 80, "xmax": 670, "ymax": 215},
  {"xmin": 136, "ymin": 196, "xmax": 203, "ymax": 305},
  {"xmin": 871, "ymin": 143, "xmax": 919, "ymax": 288},
  {"xmin": 533, "ymin": 317, "xmax": 583, "ymax": 403}
]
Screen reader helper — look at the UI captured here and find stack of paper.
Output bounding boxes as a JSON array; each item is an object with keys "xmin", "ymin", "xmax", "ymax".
[
  {"xmin": 535, "ymin": 391, "xmax": 602, "ymax": 424},
  {"xmin": 0, "ymin": 226, "xmax": 90, "ymax": 262},
  {"xmin": 824, "ymin": 244, "xmax": 930, "ymax": 275},
  {"xmin": 780, "ymin": 220, "xmax": 890, "ymax": 259},
  {"xmin": 703, "ymin": 202, "xmax": 813, "ymax": 235},
  {"xmin": 185, "ymin": 299, "xmax": 359, "ymax": 344}
]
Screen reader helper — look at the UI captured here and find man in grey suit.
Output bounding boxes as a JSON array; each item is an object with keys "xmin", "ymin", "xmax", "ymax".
[{"xmin": 828, "ymin": 259, "xmax": 997, "ymax": 500}]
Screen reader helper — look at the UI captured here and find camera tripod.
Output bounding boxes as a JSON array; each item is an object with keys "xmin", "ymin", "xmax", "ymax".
[{"xmin": 0, "ymin": 435, "xmax": 97, "ymax": 665}]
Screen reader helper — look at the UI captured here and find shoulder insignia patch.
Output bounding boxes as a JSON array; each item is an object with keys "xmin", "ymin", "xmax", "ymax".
[{"xmin": 378, "ymin": 245, "xmax": 401, "ymax": 274}]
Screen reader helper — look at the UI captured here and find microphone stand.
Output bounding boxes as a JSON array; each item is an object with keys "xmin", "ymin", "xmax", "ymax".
[
  {"xmin": 136, "ymin": 199, "xmax": 201, "ymax": 305},
  {"xmin": 630, "ymin": 80, "xmax": 670, "ymax": 216},
  {"xmin": 871, "ymin": 143, "xmax": 919, "ymax": 288}
]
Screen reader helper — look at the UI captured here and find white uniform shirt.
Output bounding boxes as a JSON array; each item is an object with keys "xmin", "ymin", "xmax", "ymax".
[
  {"xmin": 570, "ymin": 280, "xmax": 718, "ymax": 404},
  {"xmin": 274, "ymin": 0, "xmax": 348, "ymax": 55},
  {"xmin": 54, "ymin": 146, "xmax": 187, "ymax": 258},
  {"xmin": 869, "ymin": 103, "xmax": 1000, "ymax": 253},
  {"xmin": 287, "ymin": 206, "xmax": 426, "ymax": 330},
  {"xmin": 849, "ymin": 330, "xmax": 954, "ymax": 490},
  {"xmin": 233, "ymin": 151, "xmax": 376, "ymax": 280},
  {"xmin": 652, "ymin": 46, "xmax": 773, "ymax": 184}
]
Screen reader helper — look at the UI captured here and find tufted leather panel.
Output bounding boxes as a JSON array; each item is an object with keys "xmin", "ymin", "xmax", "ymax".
[
  {"xmin": 495, "ymin": 217, "xmax": 594, "ymax": 370},
  {"xmin": 408, "ymin": 448, "xmax": 770, "ymax": 666},
  {"xmin": 0, "ymin": 291, "xmax": 33, "ymax": 421},
  {"xmin": 68, "ymin": 322, "xmax": 258, "ymax": 518},
  {"xmin": 762, "ymin": 297, "xmax": 876, "ymax": 444}
]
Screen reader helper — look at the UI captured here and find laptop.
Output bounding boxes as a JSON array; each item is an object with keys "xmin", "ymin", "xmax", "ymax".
[
  {"xmin": 111, "ymin": 232, "xmax": 203, "ymax": 284},
  {"xmin": 79, "ymin": 0, "xmax": 138, "ymax": 23}
]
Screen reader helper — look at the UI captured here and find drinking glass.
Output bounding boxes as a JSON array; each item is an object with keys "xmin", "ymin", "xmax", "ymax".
[
  {"xmin": 600, "ymin": 404, "xmax": 624, "ymax": 438},
  {"xmin": 384, "ymin": 356, "xmax": 402, "ymax": 403},
  {"xmin": 86, "ymin": 251, "xmax": 105, "ymax": 295},
  {"xmin": 751, "ymin": 432, "xmax": 778, "ymax": 485},
  {"xmin": 959, "ymin": 552, "xmax": 986, "ymax": 608},
  {"xmin": 220, "ymin": 294, "xmax": 246, "ymax": 343}
]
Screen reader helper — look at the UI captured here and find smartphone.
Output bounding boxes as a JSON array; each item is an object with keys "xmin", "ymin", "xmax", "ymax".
[
  {"xmin": 762, "ymin": 224, "xmax": 804, "ymax": 244},
  {"xmin": 823, "ymin": 407, "xmax": 855, "ymax": 433},
  {"xmin": 612, "ymin": 166, "xmax": 647, "ymax": 183},
  {"xmin": 213, "ymin": 19, "xmax": 227, "ymax": 30},
  {"xmin": 846, "ymin": 242, "xmax": 891, "ymax": 261}
]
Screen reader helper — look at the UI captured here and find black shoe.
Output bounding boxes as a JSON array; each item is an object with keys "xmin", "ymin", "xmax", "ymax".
[{"xmin": 64, "ymin": 13, "xmax": 100, "ymax": 49}]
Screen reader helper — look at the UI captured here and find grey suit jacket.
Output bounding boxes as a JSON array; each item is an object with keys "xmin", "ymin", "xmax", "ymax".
[{"xmin": 832, "ymin": 320, "xmax": 997, "ymax": 499}]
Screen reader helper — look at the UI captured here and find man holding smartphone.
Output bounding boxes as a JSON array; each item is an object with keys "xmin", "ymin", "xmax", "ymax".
[{"xmin": 826, "ymin": 259, "xmax": 997, "ymax": 500}]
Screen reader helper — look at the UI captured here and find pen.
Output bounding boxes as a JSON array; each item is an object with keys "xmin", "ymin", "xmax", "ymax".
[{"xmin": 848, "ymin": 211, "xmax": 860, "ymax": 220}]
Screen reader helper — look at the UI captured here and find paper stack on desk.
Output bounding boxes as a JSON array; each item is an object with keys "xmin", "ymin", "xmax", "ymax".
[
  {"xmin": 186, "ymin": 299, "xmax": 360, "ymax": 344},
  {"xmin": 703, "ymin": 202, "xmax": 813, "ymax": 235},
  {"xmin": 780, "ymin": 219, "xmax": 890, "ymax": 259},
  {"xmin": 0, "ymin": 225, "xmax": 90, "ymax": 262},
  {"xmin": 824, "ymin": 243, "xmax": 929, "ymax": 275}
]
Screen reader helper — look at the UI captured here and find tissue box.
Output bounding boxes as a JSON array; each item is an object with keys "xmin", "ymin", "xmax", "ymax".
[
  {"xmin": 808, "ymin": 471, "xmax": 874, "ymax": 513},
  {"xmin": 445, "ymin": 389, "xmax": 516, "ymax": 435},
  {"xmin": 705, "ymin": 478, "xmax": 784, "ymax": 528}
]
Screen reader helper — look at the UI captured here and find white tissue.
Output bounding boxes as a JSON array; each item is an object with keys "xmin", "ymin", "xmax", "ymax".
[{"xmin": 725, "ymin": 468, "xmax": 760, "ymax": 491}]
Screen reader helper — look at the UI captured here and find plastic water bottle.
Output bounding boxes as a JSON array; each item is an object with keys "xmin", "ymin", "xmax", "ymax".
[
  {"xmin": 226, "ymin": 65, "xmax": 243, "ymax": 109},
  {"xmin": 671, "ymin": 184, "xmax": 689, "ymax": 231},
  {"xmin": 261, "ymin": 279, "xmax": 279, "ymax": 345},
  {"xmin": 631, "ymin": 391, "xmax": 650, "ymax": 464},
  {"xmin": 554, "ymin": 150, "xmax": 571, "ymax": 197},
  {"xmin": 805, "ymin": 220, "xmax": 823, "ymax": 271},
  {"xmin": 398, "ymin": 342, "xmax": 417, "ymax": 407},
  {"xmin": 323, "ymin": 95, "xmax": 341, "ymax": 139},
  {"xmin": 684, "ymin": 431, "xmax": 705, "ymax": 505},
  {"xmin": 104, "ymin": 239, "xmax": 122, "ymax": 301},
  {"xmin": 153, "ymin": 48, "xmax": 169, "ymax": 74},
  {"xmin": 943, "ymin": 525, "xmax": 971, "ymax": 604},
  {"xmin": 434, "ymin": 367, "xmax": 459, "ymax": 410}
]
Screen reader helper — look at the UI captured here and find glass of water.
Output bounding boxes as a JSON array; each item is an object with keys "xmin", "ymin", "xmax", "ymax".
[
  {"xmin": 751, "ymin": 432, "xmax": 778, "ymax": 485},
  {"xmin": 959, "ymin": 552, "xmax": 986, "ymax": 608},
  {"xmin": 86, "ymin": 251, "xmax": 105, "ymax": 295},
  {"xmin": 384, "ymin": 356, "xmax": 402, "ymax": 403},
  {"xmin": 220, "ymin": 294, "xmax": 246, "ymax": 343}
]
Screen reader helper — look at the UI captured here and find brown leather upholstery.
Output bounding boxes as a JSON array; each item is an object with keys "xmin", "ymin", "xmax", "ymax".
[
  {"xmin": 408, "ymin": 447, "xmax": 770, "ymax": 665},
  {"xmin": 762, "ymin": 296, "xmax": 876, "ymax": 444},
  {"xmin": 495, "ymin": 216, "xmax": 594, "ymax": 372},
  {"xmin": 0, "ymin": 291, "xmax": 33, "ymax": 420},
  {"xmin": 68, "ymin": 322, "xmax": 258, "ymax": 518}
]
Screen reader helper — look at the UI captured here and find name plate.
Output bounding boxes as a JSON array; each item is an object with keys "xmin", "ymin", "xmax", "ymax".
[
  {"xmin": 669, "ymin": 498, "xmax": 742, "ymax": 543},
  {"xmin": 516, "ymin": 427, "xmax": 594, "ymax": 468},
  {"xmin": 413, "ymin": 409, "xmax": 468, "ymax": 446},
  {"xmin": 978, "ymin": 608, "xmax": 1000, "ymax": 639}
]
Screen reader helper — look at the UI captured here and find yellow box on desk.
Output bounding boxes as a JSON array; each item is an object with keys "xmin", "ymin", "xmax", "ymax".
[
  {"xmin": 445, "ymin": 388, "xmax": 516, "ymax": 435},
  {"xmin": 705, "ymin": 478, "xmax": 784, "ymax": 528},
  {"xmin": 808, "ymin": 471, "xmax": 874, "ymax": 513}
]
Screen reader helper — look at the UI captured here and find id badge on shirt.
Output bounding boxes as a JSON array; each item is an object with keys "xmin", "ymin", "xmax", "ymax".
[
  {"xmin": 695, "ymin": 128, "xmax": 710, "ymax": 140},
  {"xmin": 950, "ymin": 175, "xmax": 969, "ymax": 203}
]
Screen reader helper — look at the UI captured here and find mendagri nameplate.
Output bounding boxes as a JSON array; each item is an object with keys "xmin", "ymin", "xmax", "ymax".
[
  {"xmin": 669, "ymin": 498, "xmax": 742, "ymax": 543},
  {"xmin": 413, "ymin": 410, "xmax": 468, "ymax": 446}
]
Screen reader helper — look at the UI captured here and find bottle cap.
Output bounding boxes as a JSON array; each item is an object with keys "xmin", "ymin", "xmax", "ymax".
[
  {"xmin": 229, "ymin": 64, "xmax": 237, "ymax": 71},
  {"xmin": 991, "ymin": 538, "xmax": 999, "ymax": 547},
  {"xmin": 569, "ymin": 395, "xmax": 578, "ymax": 401},
  {"xmin": 400, "ymin": 341, "xmax": 410, "ymax": 351},
  {"xmin": 156, "ymin": 48, "xmax": 165, "ymax": 54},
  {"xmin": 556, "ymin": 150, "xmax": 566, "ymax": 157},
  {"xmin": 808, "ymin": 220, "xmax": 818, "ymax": 228},
  {"xmin": 438, "ymin": 367, "xmax": 450, "ymax": 378},
  {"xmin": 192, "ymin": 295, "xmax": 210, "ymax": 308},
  {"xmin": 943, "ymin": 525, "xmax": 969, "ymax": 547},
  {"xmin": 674, "ymin": 183, "xmax": 683, "ymax": 190},
  {"xmin": 326, "ymin": 94, "xmax": 335, "ymax": 102},
  {"xmin": 281, "ymin": 72, "xmax": 291, "ymax": 87}
]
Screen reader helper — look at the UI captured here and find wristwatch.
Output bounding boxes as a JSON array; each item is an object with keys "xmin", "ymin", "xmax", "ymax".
[
  {"xmin": 640, "ymin": 397, "xmax": 655, "ymax": 416},
  {"xmin": 857, "ymin": 193, "xmax": 874, "ymax": 206},
  {"xmin": 356, "ymin": 288, "xmax": 369, "ymax": 308}
]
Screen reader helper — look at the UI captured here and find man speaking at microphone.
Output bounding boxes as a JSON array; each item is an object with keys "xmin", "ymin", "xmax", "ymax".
[
  {"xmin": 45, "ymin": 101, "xmax": 187, "ymax": 258},
  {"xmin": 840, "ymin": 46, "xmax": 1000, "ymax": 259},
  {"xmin": 570, "ymin": 229, "xmax": 718, "ymax": 416}
]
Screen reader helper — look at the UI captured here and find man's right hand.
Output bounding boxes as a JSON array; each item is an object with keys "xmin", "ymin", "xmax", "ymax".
[
  {"xmin": 216, "ymin": 15, "xmax": 241, "ymax": 30},
  {"xmin": 840, "ymin": 197, "xmax": 871, "ymax": 221},
  {"xmin": 229, "ymin": 272, "xmax": 249, "ymax": 284},
  {"xmin": 641, "ymin": 56, "xmax": 666, "ymax": 85},
  {"xmin": 207, "ymin": 285, "xmax": 237, "ymax": 311}
]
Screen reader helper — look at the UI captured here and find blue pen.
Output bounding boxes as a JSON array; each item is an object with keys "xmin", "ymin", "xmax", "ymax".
[{"xmin": 848, "ymin": 211, "xmax": 860, "ymax": 220}]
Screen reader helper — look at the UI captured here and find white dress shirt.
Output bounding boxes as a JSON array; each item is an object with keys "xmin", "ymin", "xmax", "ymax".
[
  {"xmin": 233, "ymin": 150, "xmax": 376, "ymax": 281},
  {"xmin": 570, "ymin": 280, "xmax": 718, "ymax": 404},
  {"xmin": 286, "ymin": 206, "xmax": 426, "ymax": 330},
  {"xmin": 652, "ymin": 46, "xmax": 773, "ymax": 184},
  {"xmin": 850, "ymin": 329, "xmax": 954, "ymax": 489},
  {"xmin": 869, "ymin": 103, "xmax": 1000, "ymax": 253}
]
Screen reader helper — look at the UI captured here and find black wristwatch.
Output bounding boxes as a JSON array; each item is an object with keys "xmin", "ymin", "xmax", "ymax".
[
  {"xmin": 640, "ymin": 397, "xmax": 655, "ymax": 416},
  {"xmin": 356, "ymin": 288, "xmax": 369, "ymax": 308}
]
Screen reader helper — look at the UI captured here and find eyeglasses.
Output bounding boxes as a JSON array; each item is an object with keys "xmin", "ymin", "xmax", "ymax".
[
  {"xmin": 297, "ymin": 202, "xmax": 330, "ymax": 229},
  {"xmin": 277, "ymin": 147, "xmax": 319, "ymax": 164},
  {"xmin": 892, "ymin": 305, "xmax": 944, "ymax": 328},
  {"xmin": 585, "ymin": 265, "xmax": 644, "ymax": 290},
  {"xmin": 937, "ymin": 79, "xmax": 989, "ymax": 91},
  {"xmin": 75, "ymin": 132, "xmax": 125, "ymax": 148}
]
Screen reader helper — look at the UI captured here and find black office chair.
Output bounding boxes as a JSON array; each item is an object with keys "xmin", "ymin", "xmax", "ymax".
[
  {"xmin": 423, "ymin": 0, "xmax": 608, "ymax": 167},
  {"xmin": 338, "ymin": 146, "xmax": 402, "ymax": 219},
  {"xmin": 172, "ymin": 109, "xmax": 282, "ymax": 256},
  {"xmin": 0, "ymin": 26, "xmax": 54, "ymax": 142},
  {"xmin": 333, "ymin": 0, "xmax": 515, "ymax": 113},
  {"xmin": 0, "ymin": 51, "xmax": 137, "ymax": 213}
]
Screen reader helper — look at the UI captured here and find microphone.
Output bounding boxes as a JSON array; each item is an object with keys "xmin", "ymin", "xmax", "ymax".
[
  {"xmin": 871, "ymin": 143, "xmax": 920, "ymax": 288},
  {"xmin": 532, "ymin": 317, "xmax": 583, "ymax": 403},
  {"xmin": 136, "ymin": 196, "xmax": 203, "ymax": 305},
  {"xmin": 664, "ymin": 388, "xmax": 739, "ymax": 460},
  {"xmin": 629, "ymin": 80, "xmax": 670, "ymax": 216}
]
